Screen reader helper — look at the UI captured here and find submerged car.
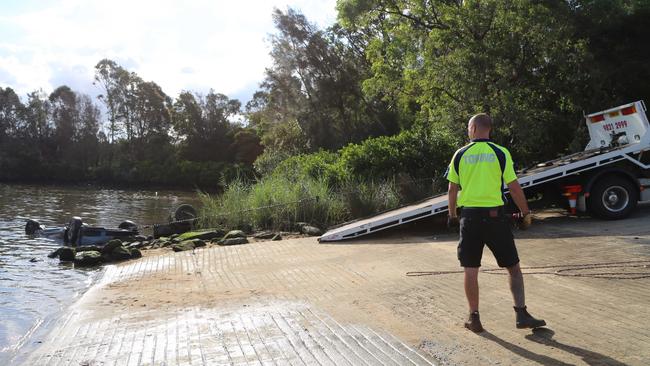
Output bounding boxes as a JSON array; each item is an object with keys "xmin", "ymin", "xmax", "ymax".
[{"xmin": 25, "ymin": 217, "xmax": 138, "ymax": 246}]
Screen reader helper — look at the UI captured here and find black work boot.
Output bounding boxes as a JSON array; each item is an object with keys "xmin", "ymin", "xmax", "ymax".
[
  {"xmin": 464, "ymin": 311, "xmax": 484, "ymax": 333},
  {"xmin": 514, "ymin": 306, "xmax": 546, "ymax": 329}
]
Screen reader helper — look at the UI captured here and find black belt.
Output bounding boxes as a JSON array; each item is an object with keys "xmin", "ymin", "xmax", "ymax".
[{"xmin": 461, "ymin": 206, "xmax": 505, "ymax": 218}]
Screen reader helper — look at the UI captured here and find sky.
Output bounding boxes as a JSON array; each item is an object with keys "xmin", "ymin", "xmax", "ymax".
[{"xmin": 0, "ymin": 0, "xmax": 338, "ymax": 104}]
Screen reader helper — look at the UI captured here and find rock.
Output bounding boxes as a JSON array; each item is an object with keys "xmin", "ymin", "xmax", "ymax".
[
  {"xmin": 253, "ymin": 231, "xmax": 276, "ymax": 240},
  {"xmin": 111, "ymin": 246, "xmax": 132, "ymax": 261},
  {"xmin": 101, "ymin": 239, "xmax": 123, "ymax": 254},
  {"xmin": 59, "ymin": 247, "xmax": 76, "ymax": 262},
  {"xmin": 153, "ymin": 220, "xmax": 194, "ymax": 239},
  {"xmin": 192, "ymin": 239, "xmax": 206, "ymax": 248},
  {"xmin": 219, "ymin": 237, "xmax": 248, "ymax": 246},
  {"xmin": 172, "ymin": 240, "xmax": 195, "ymax": 252},
  {"xmin": 170, "ymin": 234, "xmax": 179, "ymax": 239},
  {"xmin": 76, "ymin": 245, "xmax": 102, "ymax": 253},
  {"xmin": 177, "ymin": 230, "xmax": 225, "ymax": 241},
  {"xmin": 135, "ymin": 235, "xmax": 147, "ymax": 241},
  {"xmin": 48, "ymin": 248, "xmax": 62, "ymax": 258},
  {"xmin": 237, "ymin": 223, "xmax": 253, "ymax": 234},
  {"xmin": 271, "ymin": 233, "xmax": 282, "ymax": 241},
  {"xmin": 171, "ymin": 238, "xmax": 181, "ymax": 244},
  {"xmin": 147, "ymin": 235, "xmax": 154, "ymax": 241},
  {"xmin": 130, "ymin": 248, "xmax": 142, "ymax": 259},
  {"xmin": 223, "ymin": 230, "xmax": 246, "ymax": 240},
  {"xmin": 294, "ymin": 222, "xmax": 309, "ymax": 231},
  {"xmin": 74, "ymin": 251, "xmax": 102, "ymax": 266},
  {"xmin": 301, "ymin": 225, "xmax": 322, "ymax": 236},
  {"xmin": 128, "ymin": 241, "xmax": 145, "ymax": 249},
  {"xmin": 29, "ymin": 257, "xmax": 39, "ymax": 263}
]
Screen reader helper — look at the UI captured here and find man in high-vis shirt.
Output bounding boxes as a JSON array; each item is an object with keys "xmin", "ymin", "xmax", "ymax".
[{"xmin": 446, "ymin": 113, "xmax": 545, "ymax": 333}]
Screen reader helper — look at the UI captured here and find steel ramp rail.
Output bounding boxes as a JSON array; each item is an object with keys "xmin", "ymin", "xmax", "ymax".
[{"xmin": 319, "ymin": 194, "xmax": 450, "ymax": 241}]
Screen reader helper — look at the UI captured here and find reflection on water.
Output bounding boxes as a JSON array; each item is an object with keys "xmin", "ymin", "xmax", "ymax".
[{"xmin": 0, "ymin": 184, "xmax": 200, "ymax": 364}]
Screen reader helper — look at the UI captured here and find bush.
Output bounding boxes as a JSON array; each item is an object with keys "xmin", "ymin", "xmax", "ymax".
[
  {"xmin": 341, "ymin": 179, "xmax": 401, "ymax": 218},
  {"xmin": 198, "ymin": 175, "xmax": 346, "ymax": 232},
  {"xmin": 340, "ymin": 126, "xmax": 457, "ymax": 187},
  {"xmin": 268, "ymin": 124, "xmax": 458, "ymax": 192},
  {"xmin": 198, "ymin": 124, "xmax": 460, "ymax": 232},
  {"xmin": 273, "ymin": 150, "xmax": 345, "ymax": 187}
]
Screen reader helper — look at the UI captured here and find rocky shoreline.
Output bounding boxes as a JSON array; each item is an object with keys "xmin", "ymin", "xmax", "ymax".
[{"xmin": 46, "ymin": 223, "xmax": 324, "ymax": 267}]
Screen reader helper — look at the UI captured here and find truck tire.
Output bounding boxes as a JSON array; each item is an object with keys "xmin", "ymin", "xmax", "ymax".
[{"xmin": 588, "ymin": 176, "xmax": 638, "ymax": 219}]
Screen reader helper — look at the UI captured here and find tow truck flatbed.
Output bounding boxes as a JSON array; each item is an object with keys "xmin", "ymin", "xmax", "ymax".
[{"xmin": 320, "ymin": 101, "xmax": 650, "ymax": 242}]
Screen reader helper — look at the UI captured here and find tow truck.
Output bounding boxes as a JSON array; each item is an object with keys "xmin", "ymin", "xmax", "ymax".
[{"xmin": 320, "ymin": 101, "xmax": 650, "ymax": 242}]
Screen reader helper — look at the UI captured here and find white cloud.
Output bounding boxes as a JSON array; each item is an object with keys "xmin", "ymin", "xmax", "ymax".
[{"xmin": 0, "ymin": 0, "xmax": 337, "ymax": 103}]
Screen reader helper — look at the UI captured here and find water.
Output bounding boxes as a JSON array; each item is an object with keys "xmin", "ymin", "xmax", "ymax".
[{"xmin": 0, "ymin": 184, "xmax": 200, "ymax": 364}]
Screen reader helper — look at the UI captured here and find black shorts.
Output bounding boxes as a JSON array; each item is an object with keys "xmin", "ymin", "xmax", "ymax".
[{"xmin": 458, "ymin": 208, "xmax": 520, "ymax": 268}]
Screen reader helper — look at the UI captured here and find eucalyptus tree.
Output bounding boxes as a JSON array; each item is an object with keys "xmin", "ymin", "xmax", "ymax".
[
  {"xmin": 251, "ymin": 7, "xmax": 398, "ymax": 156},
  {"xmin": 24, "ymin": 91, "xmax": 51, "ymax": 142},
  {"xmin": 0, "ymin": 87, "xmax": 25, "ymax": 141},
  {"xmin": 49, "ymin": 85, "xmax": 79, "ymax": 149},
  {"xmin": 94, "ymin": 59, "xmax": 127, "ymax": 142},
  {"xmin": 172, "ymin": 90, "xmax": 242, "ymax": 162},
  {"xmin": 132, "ymin": 80, "xmax": 172, "ymax": 143}
]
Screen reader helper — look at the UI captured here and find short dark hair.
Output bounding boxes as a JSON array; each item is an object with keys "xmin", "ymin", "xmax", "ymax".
[{"xmin": 470, "ymin": 113, "xmax": 492, "ymax": 131}]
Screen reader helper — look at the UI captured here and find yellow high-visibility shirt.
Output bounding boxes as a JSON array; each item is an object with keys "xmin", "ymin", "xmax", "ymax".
[{"xmin": 445, "ymin": 139, "xmax": 517, "ymax": 207}]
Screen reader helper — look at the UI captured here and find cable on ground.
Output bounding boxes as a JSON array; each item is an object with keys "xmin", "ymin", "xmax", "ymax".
[{"xmin": 406, "ymin": 260, "xmax": 650, "ymax": 280}]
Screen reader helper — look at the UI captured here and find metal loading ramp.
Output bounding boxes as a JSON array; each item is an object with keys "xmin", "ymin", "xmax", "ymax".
[{"xmin": 319, "ymin": 194, "xmax": 450, "ymax": 242}]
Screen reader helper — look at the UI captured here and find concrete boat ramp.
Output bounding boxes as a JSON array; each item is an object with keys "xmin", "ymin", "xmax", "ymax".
[{"xmin": 23, "ymin": 206, "xmax": 650, "ymax": 365}]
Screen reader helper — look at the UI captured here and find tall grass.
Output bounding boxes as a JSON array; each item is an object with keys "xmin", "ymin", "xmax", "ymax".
[
  {"xmin": 199, "ymin": 174, "xmax": 346, "ymax": 232},
  {"xmin": 198, "ymin": 173, "xmax": 439, "ymax": 233}
]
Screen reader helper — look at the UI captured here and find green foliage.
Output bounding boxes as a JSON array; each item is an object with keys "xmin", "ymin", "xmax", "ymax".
[
  {"xmin": 269, "ymin": 126, "xmax": 458, "ymax": 191},
  {"xmin": 246, "ymin": 7, "xmax": 399, "ymax": 153},
  {"xmin": 273, "ymin": 150, "xmax": 344, "ymax": 186},
  {"xmin": 338, "ymin": 0, "xmax": 590, "ymax": 165},
  {"xmin": 571, "ymin": 1, "xmax": 650, "ymax": 111},
  {"xmin": 0, "ymin": 60, "xmax": 263, "ymax": 190},
  {"xmin": 340, "ymin": 179, "xmax": 401, "ymax": 218},
  {"xmin": 206, "ymin": 125, "xmax": 456, "ymax": 231},
  {"xmin": 198, "ymin": 174, "xmax": 346, "ymax": 232}
]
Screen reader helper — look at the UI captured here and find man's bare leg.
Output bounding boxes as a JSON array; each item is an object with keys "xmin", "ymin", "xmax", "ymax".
[
  {"xmin": 463, "ymin": 267, "xmax": 483, "ymax": 332},
  {"xmin": 464, "ymin": 267, "xmax": 480, "ymax": 312},
  {"xmin": 507, "ymin": 262, "xmax": 525, "ymax": 308},
  {"xmin": 507, "ymin": 262, "xmax": 546, "ymax": 328}
]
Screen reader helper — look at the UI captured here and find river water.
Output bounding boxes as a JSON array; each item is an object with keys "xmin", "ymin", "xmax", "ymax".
[{"xmin": 0, "ymin": 184, "xmax": 200, "ymax": 364}]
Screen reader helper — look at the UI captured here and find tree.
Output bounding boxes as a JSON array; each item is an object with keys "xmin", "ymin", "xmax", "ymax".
[
  {"xmin": 172, "ymin": 90, "xmax": 242, "ymax": 162},
  {"xmin": 49, "ymin": 85, "xmax": 79, "ymax": 149},
  {"xmin": 76, "ymin": 94, "xmax": 101, "ymax": 170},
  {"xmin": 132, "ymin": 80, "xmax": 172, "ymax": 143},
  {"xmin": 0, "ymin": 87, "xmax": 25, "ymax": 141},
  {"xmin": 570, "ymin": 0, "xmax": 650, "ymax": 110},
  {"xmin": 94, "ymin": 59, "xmax": 127, "ymax": 142},
  {"xmin": 249, "ymin": 8, "xmax": 399, "ymax": 154},
  {"xmin": 24, "ymin": 91, "xmax": 51, "ymax": 141},
  {"xmin": 338, "ymin": 0, "xmax": 588, "ymax": 164}
]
